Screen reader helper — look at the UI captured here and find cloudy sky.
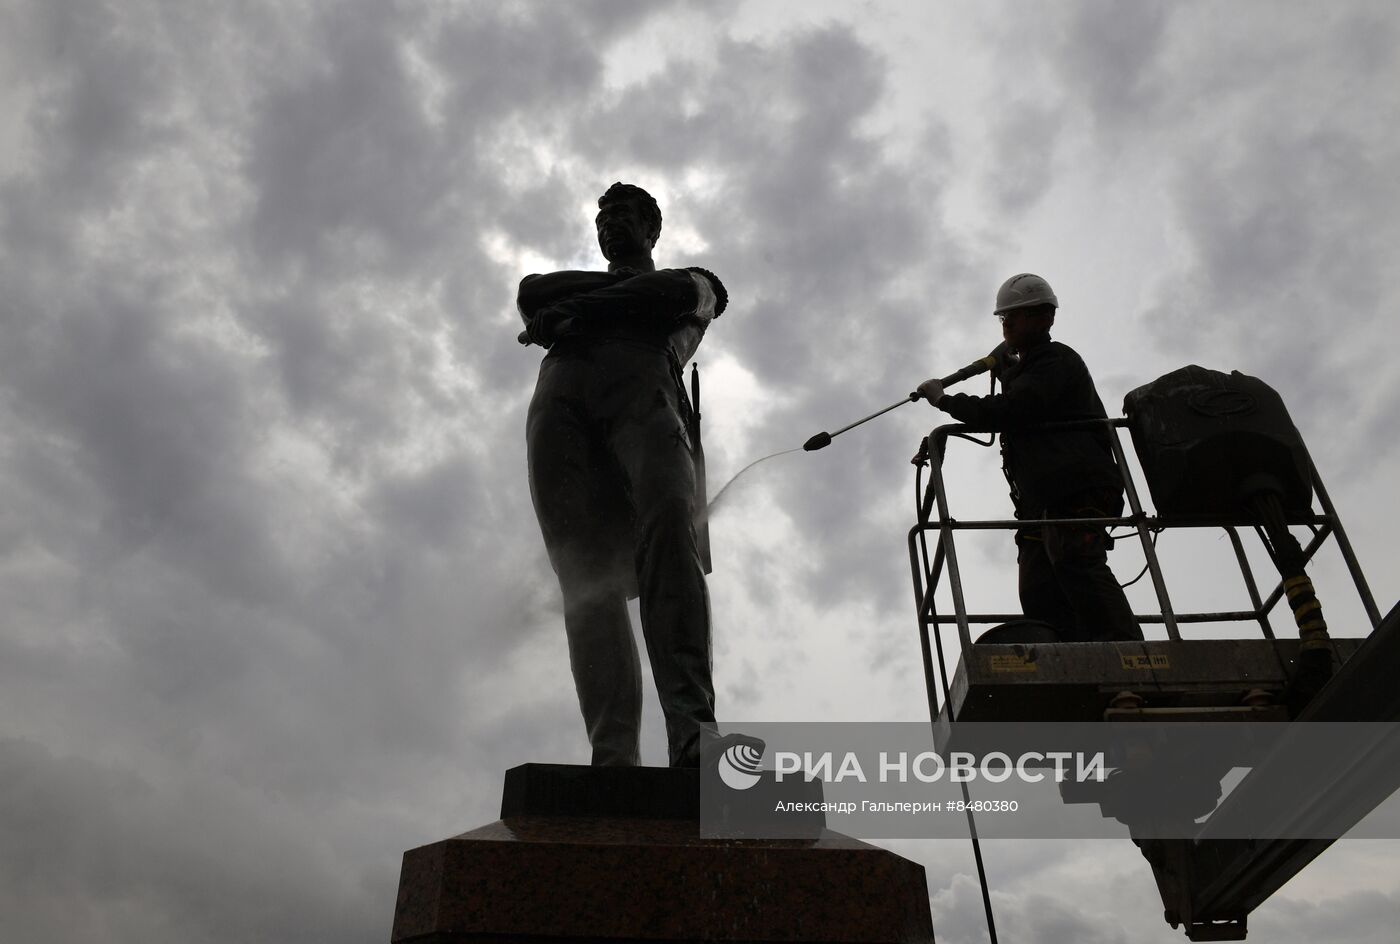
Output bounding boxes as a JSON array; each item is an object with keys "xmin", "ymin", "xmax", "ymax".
[{"xmin": 2, "ymin": 0, "xmax": 1398, "ymax": 941}]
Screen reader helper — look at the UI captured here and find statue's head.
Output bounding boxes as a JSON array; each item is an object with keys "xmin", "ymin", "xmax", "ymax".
[{"xmin": 596, "ymin": 182, "xmax": 662, "ymax": 262}]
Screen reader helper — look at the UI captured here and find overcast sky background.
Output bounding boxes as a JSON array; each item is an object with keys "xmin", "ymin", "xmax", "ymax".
[{"xmin": 2, "ymin": 1, "xmax": 1398, "ymax": 941}]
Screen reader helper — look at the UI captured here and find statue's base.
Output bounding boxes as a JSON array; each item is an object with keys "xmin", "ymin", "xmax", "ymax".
[{"xmin": 392, "ymin": 763, "xmax": 935, "ymax": 943}]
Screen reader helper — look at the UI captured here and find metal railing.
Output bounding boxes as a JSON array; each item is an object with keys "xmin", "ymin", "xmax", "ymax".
[{"xmin": 907, "ymin": 418, "xmax": 1383, "ymax": 715}]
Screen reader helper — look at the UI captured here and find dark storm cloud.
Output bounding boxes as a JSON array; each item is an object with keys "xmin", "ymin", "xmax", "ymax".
[
  {"xmin": 245, "ymin": 4, "xmax": 455, "ymax": 276},
  {"xmin": 244, "ymin": 0, "xmax": 673, "ymax": 277},
  {"xmin": 987, "ymin": 100, "xmax": 1062, "ymax": 215},
  {"xmin": 15, "ymin": 0, "xmax": 177, "ymax": 206},
  {"xmin": 0, "ymin": 735, "xmax": 394, "ymax": 942},
  {"xmin": 1057, "ymin": 1, "xmax": 1169, "ymax": 129},
  {"xmin": 978, "ymin": 2, "xmax": 1166, "ymax": 214}
]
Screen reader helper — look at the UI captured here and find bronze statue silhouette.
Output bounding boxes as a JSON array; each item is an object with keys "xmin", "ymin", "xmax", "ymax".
[{"xmin": 519, "ymin": 183, "xmax": 727, "ymax": 767}]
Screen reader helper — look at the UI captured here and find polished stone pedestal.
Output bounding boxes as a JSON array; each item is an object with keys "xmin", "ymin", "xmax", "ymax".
[{"xmin": 392, "ymin": 763, "xmax": 936, "ymax": 943}]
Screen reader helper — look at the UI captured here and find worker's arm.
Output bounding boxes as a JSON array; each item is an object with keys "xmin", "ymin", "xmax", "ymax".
[{"xmin": 936, "ymin": 345, "xmax": 1076, "ymax": 430}]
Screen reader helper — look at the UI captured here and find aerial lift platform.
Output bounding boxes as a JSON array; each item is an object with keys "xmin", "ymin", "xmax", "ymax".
[{"xmin": 908, "ymin": 366, "xmax": 1396, "ymax": 941}]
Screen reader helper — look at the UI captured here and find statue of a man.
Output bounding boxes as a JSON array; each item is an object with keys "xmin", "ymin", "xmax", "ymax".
[{"xmin": 519, "ymin": 183, "xmax": 727, "ymax": 767}]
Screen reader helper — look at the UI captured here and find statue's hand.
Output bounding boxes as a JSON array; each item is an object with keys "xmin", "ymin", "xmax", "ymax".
[{"xmin": 526, "ymin": 305, "xmax": 570, "ymax": 347}]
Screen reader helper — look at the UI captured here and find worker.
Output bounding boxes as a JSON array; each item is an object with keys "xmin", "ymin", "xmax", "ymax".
[
  {"xmin": 917, "ymin": 274, "xmax": 1143, "ymax": 642},
  {"xmin": 519, "ymin": 182, "xmax": 728, "ymax": 766}
]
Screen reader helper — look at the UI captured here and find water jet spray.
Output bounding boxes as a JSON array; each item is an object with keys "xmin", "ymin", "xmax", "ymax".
[{"xmin": 704, "ymin": 350, "xmax": 1004, "ymax": 519}]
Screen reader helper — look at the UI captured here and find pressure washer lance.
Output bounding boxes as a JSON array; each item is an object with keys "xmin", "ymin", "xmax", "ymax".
[{"xmin": 802, "ymin": 351, "xmax": 1002, "ymax": 451}]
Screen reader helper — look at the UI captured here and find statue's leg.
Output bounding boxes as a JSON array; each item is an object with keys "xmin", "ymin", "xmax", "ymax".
[
  {"xmin": 527, "ymin": 354, "xmax": 642, "ymax": 766},
  {"xmin": 605, "ymin": 348, "xmax": 715, "ymax": 768}
]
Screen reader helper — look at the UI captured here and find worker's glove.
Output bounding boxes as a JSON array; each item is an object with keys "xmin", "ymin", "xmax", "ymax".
[
  {"xmin": 686, "ymin": 267, "xmax": 728, "ymax": 316},
  {"xmin": 917, "ymin": 378, "xmax": 945, "ymax": 405}
]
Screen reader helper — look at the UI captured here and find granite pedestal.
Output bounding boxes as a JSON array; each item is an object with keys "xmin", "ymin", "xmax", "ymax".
[{"xmin": 392, "ymin": 763, "xmax": 936, "ymax": 943}]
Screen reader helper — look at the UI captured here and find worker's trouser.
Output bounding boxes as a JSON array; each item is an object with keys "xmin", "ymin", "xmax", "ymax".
[
  {"xmin": 526, "ymin": 338, "xmax": 715, "ymax": 767},
  {"xmin": 1017, "ymin": 492, "xmax": 1143, "ymax": 643}
]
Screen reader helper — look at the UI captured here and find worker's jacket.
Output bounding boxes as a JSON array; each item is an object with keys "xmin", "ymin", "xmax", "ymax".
[{"xmin": 937, "ymin": 339, "xmax": 1121, "ymax": 516}]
